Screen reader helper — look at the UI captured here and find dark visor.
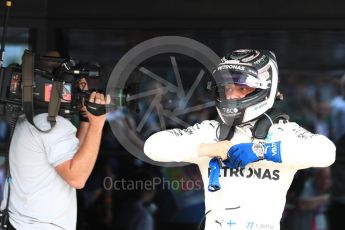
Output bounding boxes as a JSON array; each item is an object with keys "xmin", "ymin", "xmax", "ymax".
[{"xmin": 213, "ymin": 70, "xmax": 269, "ymax": 89}]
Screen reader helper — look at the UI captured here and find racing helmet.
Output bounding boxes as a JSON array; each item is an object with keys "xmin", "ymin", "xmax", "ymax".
[{"xmin": 211, "ymin": 49, "xmax": 279, "ymax": 126}]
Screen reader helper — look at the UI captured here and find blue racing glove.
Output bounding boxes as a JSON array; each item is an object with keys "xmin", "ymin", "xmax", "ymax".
[
  {"xmin": 223, "ymin": 141, "xmax": 282, "ymax": 169},
  {"xmin": 208, "ymin": 158, "xmax": 222, "ymax": 192}
]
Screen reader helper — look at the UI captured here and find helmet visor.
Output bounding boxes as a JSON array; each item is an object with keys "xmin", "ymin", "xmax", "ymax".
[
  {"xmin": 214, "ymin": 84, "xmax": 257, "ymax": 102},
  {"xmin": 213, "ymin": 70, "xmax": 270, "ymax": 89}
]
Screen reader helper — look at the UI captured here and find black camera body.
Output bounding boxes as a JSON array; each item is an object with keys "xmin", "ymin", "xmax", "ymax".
[
  {"xmin": 0, "ymin": 51, "xmax": 100, "ymax": 120},
  {"xmin": 0, "ymin": 64, "xmax": 73, "ymax": 117}
]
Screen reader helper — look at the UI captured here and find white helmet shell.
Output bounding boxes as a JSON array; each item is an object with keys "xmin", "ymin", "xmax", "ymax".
[{"xmin": 213, "ymin": 49, "xmax": 279, "ymax": 126}]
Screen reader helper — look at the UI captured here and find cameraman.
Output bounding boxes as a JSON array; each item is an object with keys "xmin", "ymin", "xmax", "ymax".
[{"xmin": 1, "ymin": 84, "xmax": 110, "ymax": 230}]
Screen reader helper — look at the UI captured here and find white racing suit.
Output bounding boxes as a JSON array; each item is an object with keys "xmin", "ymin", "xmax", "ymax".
[{"xmin": 144, "ymin": 120, "xmax": 336, "ymax": 230}]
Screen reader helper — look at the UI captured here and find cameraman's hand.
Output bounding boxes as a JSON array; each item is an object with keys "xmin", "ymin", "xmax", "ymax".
[
  {"xmin": 86, "ymin": 91, "xmax": 111, "ymax": 127},
  {"xmin": 79, "ymin": 78, "xmax": 88, "ymax": 91}
]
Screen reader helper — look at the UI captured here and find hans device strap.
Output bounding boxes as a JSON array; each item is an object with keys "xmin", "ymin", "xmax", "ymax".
[
  {"xmin": 22, "ymin": 50, "xmax": 61, "ymax": 132},
  {"xmin": 217, "ymin": 122, "xmax": 235, "ymax": 141},
  {"xmin": 252, "ymin": 108, "xmax": 289, "ymax": 139},
  {"xmin": 217, "ymin": 108, "xmax": 289, "ymax": 141}
]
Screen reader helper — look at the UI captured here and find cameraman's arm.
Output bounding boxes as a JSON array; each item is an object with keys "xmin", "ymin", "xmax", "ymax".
[
  {"xmin": 76, "ymin": 121, "xmax": 89, "ymax": 146},
  {"xmin": 55, "ymin": 92, "xmax": 109, "ymax": 189}
]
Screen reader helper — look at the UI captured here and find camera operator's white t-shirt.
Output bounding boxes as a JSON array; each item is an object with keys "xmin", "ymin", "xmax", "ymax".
[{"xmin": 1, "ymin": 114, "xmax": 79, "ymax": 230}]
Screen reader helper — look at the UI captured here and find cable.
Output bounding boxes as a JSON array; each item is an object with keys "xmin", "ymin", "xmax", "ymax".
[
  {"xmin": 197, "ymin": 210, "xmax": 211, "ymax": 230},
  {"xmin": 197, "ymin": 206, "xmax": 240, "ymax": 230}
]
